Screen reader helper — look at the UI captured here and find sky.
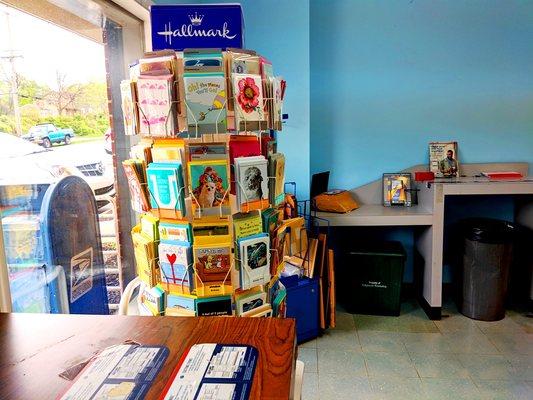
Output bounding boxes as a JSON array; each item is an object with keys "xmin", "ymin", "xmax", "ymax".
[{"xmin": 0, "ymin": 4, "xmax": 106, "ymax": 89}]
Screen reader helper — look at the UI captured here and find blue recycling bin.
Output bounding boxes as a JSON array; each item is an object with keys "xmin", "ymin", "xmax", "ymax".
[{"xmin": 1, "ymin": 176, "xmax": 109, "ymax": 314}]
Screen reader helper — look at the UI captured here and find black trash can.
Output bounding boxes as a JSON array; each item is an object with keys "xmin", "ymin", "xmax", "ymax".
[
  {"xmin": 342, "ymin": 241, "xmax": 406, "ymax": 316},
  {"xmin": 460, "ymin": 218, "xmax": 516, "ymax": 321}
]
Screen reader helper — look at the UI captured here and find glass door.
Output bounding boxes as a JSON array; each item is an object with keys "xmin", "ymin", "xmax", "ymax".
[{"xmin": 0, "ymin": 0, "xmax": 147, "ymax": 314}]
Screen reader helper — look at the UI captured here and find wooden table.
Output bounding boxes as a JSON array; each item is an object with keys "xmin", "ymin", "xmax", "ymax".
[{"xmin": 0, "ymin": 313, "xmax": 296, "ymax": 400}]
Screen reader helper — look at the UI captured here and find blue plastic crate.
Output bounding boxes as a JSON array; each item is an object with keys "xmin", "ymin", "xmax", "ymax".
[{"xmin": 281, "ymin": 276, "xmax": 319, "ymax": 344}]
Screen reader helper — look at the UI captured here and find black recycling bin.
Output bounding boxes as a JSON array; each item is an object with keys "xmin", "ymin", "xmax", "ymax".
[
  {"xmin": 342, "ymin": 241, "xmax": 406, "ymax": 316},
  {"xmin": 460, "ymin": 218, "xmax": 516, "ymax": 321}
]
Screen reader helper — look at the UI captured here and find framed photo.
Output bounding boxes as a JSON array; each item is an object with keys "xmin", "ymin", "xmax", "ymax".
[
  {"xmin": 383, "ymin": 173, "xmax": 412, "ymax": 207},
  {"xmin": 429, "ymin": 141, "xmax": 459, "ymax": 177}
]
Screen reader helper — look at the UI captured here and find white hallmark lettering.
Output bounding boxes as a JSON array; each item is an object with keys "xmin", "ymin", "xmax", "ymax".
[{"xmin": 157, "ymin": 17, "xmax": 237, "ymax": 46}]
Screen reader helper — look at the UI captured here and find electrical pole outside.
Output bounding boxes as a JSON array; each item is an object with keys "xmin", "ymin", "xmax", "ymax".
[{"xmin": 1, "ymin": 11, "xmax": 23, "ymax": 136}]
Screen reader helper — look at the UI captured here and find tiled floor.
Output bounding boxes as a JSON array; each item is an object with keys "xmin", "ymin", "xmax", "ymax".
[{"xmin": 298, "ymin": 301, "xmax": 532, "ymax": 400}]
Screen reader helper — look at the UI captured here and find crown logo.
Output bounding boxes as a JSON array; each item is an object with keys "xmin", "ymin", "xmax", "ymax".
[{"xmin": 188, "ymin": 12, "xmax": 204, "ymax": 26}]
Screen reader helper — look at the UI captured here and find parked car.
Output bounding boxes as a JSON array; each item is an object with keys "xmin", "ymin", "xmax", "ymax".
[
  {"xmin": 22, "ymin": 123, "xmax": 75, "ymax": 148},
  {"xmin": 0, "ymin": 132, "xmax": 114, "ymax": 205},
  {"xmin": 104, "ymin": 128, "xmax": 113, "ymax": 155}
]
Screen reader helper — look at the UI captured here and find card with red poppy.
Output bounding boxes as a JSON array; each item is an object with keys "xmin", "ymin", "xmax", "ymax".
[
  {"xmin": 188, "ymin": 159, "xmax": 230, "ymax": 216},
  {"xmin": 232, "ymin": 73, "xmax": 267, "ymax": 132}
]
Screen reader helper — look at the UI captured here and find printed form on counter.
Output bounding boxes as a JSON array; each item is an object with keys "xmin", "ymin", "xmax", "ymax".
[
  {"xmin": 58, "ymin": 344, "xmax": 169, "ymax": 400},
  {"xmin": 160, "ymin": 343, "xmax": 258, "ymax": 400}
]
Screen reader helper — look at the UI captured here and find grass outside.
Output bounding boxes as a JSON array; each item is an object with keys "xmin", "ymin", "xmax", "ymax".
[{"xmin": 72, "ymin": 133, "xmax": 104, "ymax": 144}]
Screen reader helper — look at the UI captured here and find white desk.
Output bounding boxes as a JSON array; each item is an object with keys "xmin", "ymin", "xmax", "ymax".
[{"xmin": 316, "ymin": 170, "xmax": 533, "ymax": 319}]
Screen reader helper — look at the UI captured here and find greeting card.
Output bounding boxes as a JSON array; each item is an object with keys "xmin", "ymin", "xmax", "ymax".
[
  {"xmin": 238, "ymin": 233, "xmax": 270, "ymax": 290},
  {"xmin": 235, "ymin": 288, "xmax": 266, "ymax": 316},
  {"xmin": 268, "ymin": 153, "xmax": 285, "ymax": 206},
  {"xmin": 137, "ymin": 74, "xmax": 176, "ymax": 137},
  {"xmin": 188, "ymin": 160, "xmax": 230, "ymax": 216},
  {"xmin": 235, "ymin": 156, "xmax": 269, "ymax": 212},
  {"xmin": 151, "ymin": 138, "xmax": 185, "ymax": 162},
  {"xmin": 184, "ymin": 73, "xmax": 227, "ymax": 136},
  {"xmin": 233, "ymin": 73, "xmax": 266, "ymax": 131},
  {"xmin": 146, "ymin": 162, "xmax": 186, "ymax": 219},
  {"xmin": 233, "ymin": 210, "xmax": 263, "ymax": 240},
  {"xmin": 188, "ymin": 142, "xmax": 227, "ymax": 161},
  {"xmin": 122, "ymin": 160, "xmax": 150, "ymax": 213},
  {"xmin": 158, "ymin": 240, "xmax": 192, "ymax": 287},
  {"xmin": 132, "ymin": 225, "xmax": 158, "ymax": 287},
  {"xmin": 120, "ymin": 80, "xmax": 138, "ymax": 136},
  {"xmin": 158, "ymin": 220, "xmax": 192, "ymax": 243},
  {"xmin": 229, "ymin": 135, "xmax": 260, "ymax": 194},
  {"xmin": 193, "ymin": 244, "xmax": 233, "ymax": 297}
]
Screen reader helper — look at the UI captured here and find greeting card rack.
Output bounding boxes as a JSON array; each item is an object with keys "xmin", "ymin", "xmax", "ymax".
[{"xmin": 121, "ymin": 47, "xmax": 308, "ymax": 319}]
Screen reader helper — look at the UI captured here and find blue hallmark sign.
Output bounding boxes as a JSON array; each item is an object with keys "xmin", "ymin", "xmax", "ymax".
[{"xmin": 151, "ymin": 4, "xmax": 244, "ymax": 51}]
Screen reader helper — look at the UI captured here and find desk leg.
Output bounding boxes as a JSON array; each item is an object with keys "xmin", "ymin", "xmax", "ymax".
[
  {"xmin": 417, "ymin": 192, "xmax": 445, "ymax": 320},
  {"xmin": 416, "ymin": 226, "xmax": 441, "ymax": 320}
]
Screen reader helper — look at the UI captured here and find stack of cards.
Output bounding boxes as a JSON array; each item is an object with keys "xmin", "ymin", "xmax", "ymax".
[
  {"xmin": 234, "ymin": 156, "xmax": 269, "ymax": 211},
  {"xmin": 233, "ymin": 73, "xmax": 267, "ymax": 131},
  {"xmin": 268, "ymin": 153, "xmax": 285, "ymax": 206},
  {"xmin": 158, "ymin": 219, "xmax": 192, "ymax": 243},
  {"xmin": 188, "ymin": 159, "xmax": 230, "ymax": 216},
  {"xmin": 237, "ymin": 233, "xmax": 270, "ymax": 290},
  {"xmin": 184, "ymin": 49, "xmax": 226, "ymax": 135},
  {"xmin": 235, "ymin": 286, "xmax": 266, "ymax": 316},
  {"xmin": 158, "ymin": 240, "xmax": 193, "ymax": 293},
  {"xmin": 147, "ymin": 162, "xmax": 186, "ymax": 219},
  {"xmin": 132, "ymin": 224, "xmax": 158, "ymax": 287},
  {"xmin": 137, "ymin": 74, "xmax": 176, "ymax": 137},
  {"xmin": 122, "ymin": 159, "xmax": 150, "ymax": 213}
]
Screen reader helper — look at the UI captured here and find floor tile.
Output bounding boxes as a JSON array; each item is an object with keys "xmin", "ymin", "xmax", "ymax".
[
  {"xmin": 457, "ymin": 354, "xmax": 515, "ymax": 380},
  {"xmin": 401, "ymin": 332, "xmax": 450, "ymax": 353},
  {"xmin": 421, "ymin": 378, "xmax": 483, "ymax": 400},
  {"xmin": 318, "ymin": 373, "xmax": 374, "ymax": 400},
  {"xmin": 475, "ymin": 316, "xmax": 528, "ymax": 334},
  {"xmin": 370, "ymin": 377, "xmax": 427, "ymax": 400},
  {"xmin": 402, "ymin": 332, "xmax": 499, "ymax": 354},
  {"xmin": 444, "ymin": 332, "xmax": 500, "ymax": 354},
  {"xmin": 354, "ymin": 314, "xmax": 399, "ymax": 332},
  {"xmin": 299, "ymin": 338, "xmax": 317, "ymax": 348},
  {"xmin": 486, "ymin": 333, "xmax": 533, "ymax": 356},
  {"xmin": 317, "ymin": 348, "xmax": 367, "ymax": 376},
  {"xmin": 395, "ymin": 316, "xmax": 440, "ymax": 333},
  {"xmin": 335, "ymin": 311, "xmax": 356, "ymax": 331},
  {"xmin": 364, "ymin": 351, "xmax": 418, "ymax": 378},
  {"xmin": 301, "ymin": 372, "xmax": 319, "ymax": 400},
  {"xmin": 297, "ymin": 347, "xmax": 318, "ymax": 373},
  {"xmin": 507, "ymin": 354, "xmax": 533, "ymax": 381},
  {"xmin": 473, "ymin": 379, "xmax": 533, "ymax": 400},
  {"xmin": 357, "ymin": 331, "xmax": 407, "ymax": 353},
  {"xmin": 507, "ymin": 311, "xmax": 533, "ymax": 334},
  {"xmin": 436, "ymin": 312, "xmax": 483, "ymax": 334},
  {"xmin": 316, "ymin": 328, "xmax": 361, "ymax": 350},
  {"xmin": 410, "ymin": 353, "xmax": 469, "ymax": 378}
]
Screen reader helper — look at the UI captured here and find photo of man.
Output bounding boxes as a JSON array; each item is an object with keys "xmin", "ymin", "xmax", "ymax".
[{"xmin": 439, "ymin": 149, "xmax": 458, "ymax": 176}]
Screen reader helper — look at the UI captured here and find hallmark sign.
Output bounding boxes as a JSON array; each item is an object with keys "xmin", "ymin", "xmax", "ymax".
[{"xmin": 151, "ymin": 4, "xmax": 244, "ymax": 51}]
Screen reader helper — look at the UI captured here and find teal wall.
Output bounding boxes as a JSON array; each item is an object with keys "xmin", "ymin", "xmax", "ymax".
[
  {"xmin": 310, "ymin": 0, "xmax": 533, "ymax": 190},
  {"xmin": 153, "ymin": 0, "xmax": 310, "ymax": 199}
]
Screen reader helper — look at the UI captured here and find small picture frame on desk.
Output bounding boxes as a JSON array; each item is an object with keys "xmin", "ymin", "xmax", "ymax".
[{"xmin": 383, "ymin": 173, "xmax": 412, "ymax": 207}]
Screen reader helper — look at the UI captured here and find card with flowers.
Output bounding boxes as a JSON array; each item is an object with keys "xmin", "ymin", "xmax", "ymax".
[{"xmin": 232, "ymin": 73, "xmax": 267, "ymax": 131}]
